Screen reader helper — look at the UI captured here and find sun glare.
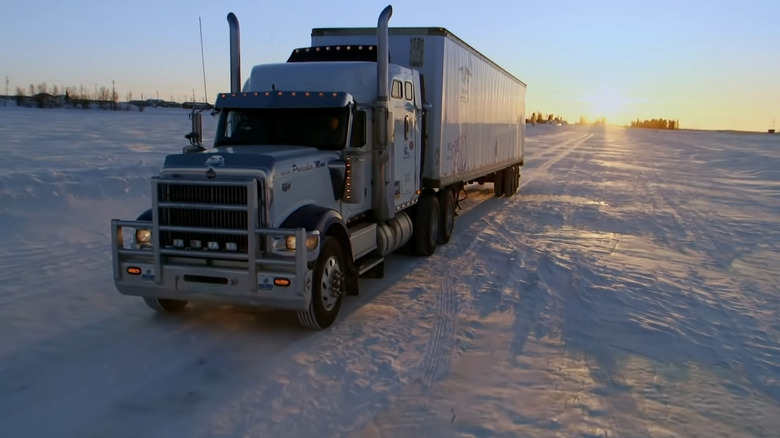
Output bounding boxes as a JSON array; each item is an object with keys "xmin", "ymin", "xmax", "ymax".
[{"xmin": 587, "ymin": 88, "xmax": 628, "ymax": 123}]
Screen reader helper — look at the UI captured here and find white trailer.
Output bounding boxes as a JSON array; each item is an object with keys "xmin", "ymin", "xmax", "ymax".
[{"xmin": 311, "ymin": 27, "xmax": 526, "ymax": 188}]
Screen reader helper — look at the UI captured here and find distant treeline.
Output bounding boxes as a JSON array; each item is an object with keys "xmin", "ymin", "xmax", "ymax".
[
  {"xmin": 527, "ymin": 112, "xmax": 568, "ymax": 125},
  {"xmin": 11, "ymin": 81, "xmax": 207, "ymax": 110},
  {"xmin": 631, "ymin": 118, "xmax": 679, "ymax": 130}
]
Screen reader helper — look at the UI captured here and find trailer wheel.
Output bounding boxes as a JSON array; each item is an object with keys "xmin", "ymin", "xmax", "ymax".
[
  {"xmin": 297, "ymin": 237, "xmax": 345, "ymax": 330},
  {"xmin": 494, "ymin": 170, "xmax": 505, "ymax": 197},
  {"xmin": 437, "ymin": 188, "xmax": 455, "ymax": 244},
  {"xmin": 143, "ymin": 297, "xmax": 188, "ymax": 313},
  {"xmin": 413, "ymin": 193, "xmax": 440, "ymax": 256},
  {"xmin": 503, "ymin": 166, "xmax": 517, "ymax": 197}
]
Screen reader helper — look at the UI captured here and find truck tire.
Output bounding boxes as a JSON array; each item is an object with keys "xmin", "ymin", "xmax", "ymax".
[
  {"xmin": 437, "ymin": 188, "xmax": 455, "ymax": 244},
  {"xmin": 503, "ymin": 165, "xmax": 517, "ymax": 197},
  {"xmin": 297, "ymin": 237, "xmax": 345, "ymax": 330},
  {"xmin": 143, "ymin": 297, "xmax": 188, "ymax": 313},
  {"xmin": 494, "ymin": 170, "xmax": 504, "ymax": 197},
  {"xmin": 413, "ymin": 193, "xmax": 440, "ymax": 256}
]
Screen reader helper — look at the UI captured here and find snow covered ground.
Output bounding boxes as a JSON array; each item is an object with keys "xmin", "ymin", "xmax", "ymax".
[{"xmin": 1, "ymin": 106, "xmax": 779, "ymax": 437}]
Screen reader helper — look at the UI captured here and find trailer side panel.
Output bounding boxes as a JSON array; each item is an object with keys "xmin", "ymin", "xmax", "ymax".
[{"xmin": 312, "ymin": 27, "xmax": 526, "ymax": 188}]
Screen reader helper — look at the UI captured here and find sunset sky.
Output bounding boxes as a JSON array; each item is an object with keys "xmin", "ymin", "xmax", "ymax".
[{"xmin": 2, "ymin": 0, "xmax": 778, "ymax": 132}]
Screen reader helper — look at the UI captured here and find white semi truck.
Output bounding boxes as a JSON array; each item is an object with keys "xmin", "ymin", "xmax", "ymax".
[{"xmin": 111, "ymin": 6, "xmax": 526, "ymax": 329}]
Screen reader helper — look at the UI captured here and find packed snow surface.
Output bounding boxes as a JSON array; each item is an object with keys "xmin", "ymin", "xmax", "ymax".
[{"xmin": 1, "ymin": 106, "xmax": 779, "ymax": 437}]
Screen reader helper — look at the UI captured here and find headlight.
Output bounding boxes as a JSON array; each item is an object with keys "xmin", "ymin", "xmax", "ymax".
[
  {"xmin": 284, "ymin": 234, "xmax": 319, "ymax": 251},
  {"xmin": 134, "ymin": 228, "xmax": 152, "ymax": 247}
]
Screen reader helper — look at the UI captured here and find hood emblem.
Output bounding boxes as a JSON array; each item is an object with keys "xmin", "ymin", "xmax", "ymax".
[
  {"xmin": 206, "ymin": 168, "xmax": 216, "ymax": 180},
  {"xmin": 205, "ymin": 155, "xmax": 225, "ymax": 167}
]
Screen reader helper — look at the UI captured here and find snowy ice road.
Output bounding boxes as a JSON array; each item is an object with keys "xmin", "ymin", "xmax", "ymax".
[{"xmin": 1, "ymin": 107, "xmax": 779, "ymax": 437}]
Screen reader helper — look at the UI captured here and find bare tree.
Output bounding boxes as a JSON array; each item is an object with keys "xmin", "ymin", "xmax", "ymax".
[
  {"xmin": 98, "ymin": 86, "xmax": 110, "ymax": 101},
  {"xmin": 15, "ymin": 87, "xmax": 26, "ymax": 106}
]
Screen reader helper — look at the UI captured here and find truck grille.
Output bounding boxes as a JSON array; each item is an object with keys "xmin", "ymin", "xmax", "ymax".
[
  {"xmin": 159, "ymin": 184, "xmax": 248, "ymax": 206},
  {"xmin": 156, "ymin": 181, "xmax": 258, "ymax": 254}
]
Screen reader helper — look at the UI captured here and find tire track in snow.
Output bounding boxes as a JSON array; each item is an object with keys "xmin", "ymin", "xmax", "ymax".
[
  {"xmin": 198, "ymin": 212, "xmax": 489, "ymax": 438},
  {"xmin": 215, "ymin": 188, "xmax": 502, "ymax": 437},
  {"xmin": 534, "ymin": 248, "xmax": 652, "ymax": 438},
  {"xmin": 355, "ymin": 263, "xmax": 460, "ymax": 438},
  {"xmin": 522, "ymin": 131, "xmax": 594, "ymax": 187},
  {"xmin": 420, "ymin": 268, "xmax": 457, "ymax": 388}
]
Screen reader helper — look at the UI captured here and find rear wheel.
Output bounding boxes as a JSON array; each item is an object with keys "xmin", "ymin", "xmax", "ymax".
[
  {"xmin": 493, "ymin": 169, "xmax": 504, "ymax": 197},
  {"xmin": 143, "ymin": 297, "xmax": 188, "ymax": 313},
  {"xmin": 413, "ymin": 193, "xmax": 440, "ymax": 256},
  {"xmin": 297, "ymin": 237, "xmax": 345, "ymax": 330},
  {"xmin": 504, "ymin": 165, "xmax": 517, "ymax": 197},
  {"xmin": 437, "ymin": 188, "xmax": 455, "ymax": 244}
]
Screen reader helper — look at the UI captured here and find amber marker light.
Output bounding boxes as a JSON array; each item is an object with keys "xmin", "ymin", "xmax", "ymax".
[
  {"xmin": 274, "ymin": 278, "xmax": 291, "ymax": 287},
  {"xmin": 127, "ymin": 267, "xmax": 142, "ymax": 275}
]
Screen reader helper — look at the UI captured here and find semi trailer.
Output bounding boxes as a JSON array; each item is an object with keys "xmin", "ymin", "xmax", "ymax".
[{"xmin": 111, "ymin": 5, "xmax": 526, "ymax": 329}]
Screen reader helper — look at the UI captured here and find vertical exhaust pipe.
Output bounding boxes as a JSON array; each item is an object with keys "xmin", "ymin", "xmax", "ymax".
[
  {"xmin": 373, "ymin": 5, "xmax": 394, "ymax": 221},
  {"xmin": 227, "ymin": 13, "xmax": 241, "ymax": 93},
  {"xmin": 377, "ymin": 5, "xmax": 392, "ymax": 100}
]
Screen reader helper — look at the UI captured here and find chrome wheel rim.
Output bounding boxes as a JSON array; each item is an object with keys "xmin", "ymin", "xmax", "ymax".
[{"xmin": 319, "ymin": 256, "xmax": 343, "ymax": 311}]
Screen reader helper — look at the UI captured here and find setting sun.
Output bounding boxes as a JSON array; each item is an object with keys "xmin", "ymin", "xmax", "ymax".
[{"xmin": 587, "ymin": 88, "xmax": 628, "ymax": 123}]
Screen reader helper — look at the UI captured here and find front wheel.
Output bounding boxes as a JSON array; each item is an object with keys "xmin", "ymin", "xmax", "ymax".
[
  {"xmin": 143, "ymin": 297, "xmax": 188, "ymax": 313},
  {"xmin": 297, "ymin": 237, "xmax": 345, "ymax": 330}
]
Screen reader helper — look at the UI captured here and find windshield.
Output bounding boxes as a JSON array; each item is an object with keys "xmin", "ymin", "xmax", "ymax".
[{"xmin": 215, "ymin": 107, "xmax": 349, "ymax": 150}]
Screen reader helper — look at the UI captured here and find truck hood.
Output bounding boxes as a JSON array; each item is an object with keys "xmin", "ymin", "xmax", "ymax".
[{"xmin": 162, "ymin": 146, "xmax": 339, "ymax": 181}]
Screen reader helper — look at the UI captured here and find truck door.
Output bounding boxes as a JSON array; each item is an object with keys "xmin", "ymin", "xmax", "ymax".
[{"xmin": 391, "ymin": 75, "xmax": 422, "ymax": 209}]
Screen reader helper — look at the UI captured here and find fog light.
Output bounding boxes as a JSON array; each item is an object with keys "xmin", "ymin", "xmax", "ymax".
[
  {"xmin": 226, "ymin": 242, "xmax": 238, "ymax": 251},
  {"xmin": 208, "ymin": 241, "xmax": 219, "ymax": 250},
  {"xmin": 190, "ymin": 240, "xmax": 202, "ymax": 249},
  {"xmin": 134, "ymin": 228, "xmax": 151, "ymax": 246},
  {"xmin": 173, "ymin": 239, "xmax": 185, "ymax": 248},
  {"xmin": 285, "ymin": 235, "xmax": 318, "ymax": 251},
  {"xmin": 127, "ymin": 266, "xmax": 142, "ymax": 275}
]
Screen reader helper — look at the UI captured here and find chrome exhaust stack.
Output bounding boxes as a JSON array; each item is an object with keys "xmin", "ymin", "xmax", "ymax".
[
  {"xmin": 372, "ymin": 5, "xmax": 394, "ymax": 221},
  {"xmin": 376, "ymin": 5, "xmax": 392, "ymax": 101},
  {"xmin": 227, "ymin": 13, "xmax": 241, "ymax": 93}
]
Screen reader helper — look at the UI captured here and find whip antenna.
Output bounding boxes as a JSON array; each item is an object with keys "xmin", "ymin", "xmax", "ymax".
[{"xmin": 199, "ymin": 16, "xmax": 208, "ymax": 104}]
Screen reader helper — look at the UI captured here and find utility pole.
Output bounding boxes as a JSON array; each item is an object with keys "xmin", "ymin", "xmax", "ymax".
[
  {"xmin": 112, "ymin": 80, "xmax": 116, "ymax": 110},
  {"xmin": 4, "ymin": 76, "xmax": 8, "ymax": 106}
]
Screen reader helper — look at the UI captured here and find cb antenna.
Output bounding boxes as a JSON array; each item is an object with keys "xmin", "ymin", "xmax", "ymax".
[{"xmin": 199, "ymin": 16, "xmax": 208, "ymax": 104}]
